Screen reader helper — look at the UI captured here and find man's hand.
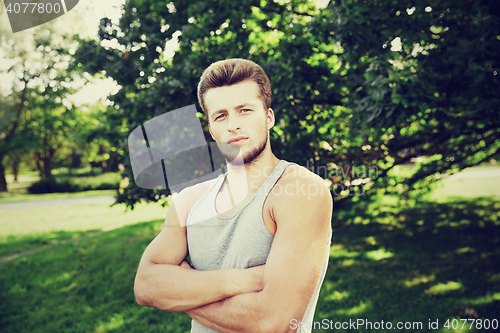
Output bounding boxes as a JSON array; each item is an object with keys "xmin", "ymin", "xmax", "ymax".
[
  {"xmin": 180, "ymin": 260, "xmax": 265, "ymax": 294},
  {"xmin": 180, "ymin": 260, "xmax": 194, "ymax": 270}
]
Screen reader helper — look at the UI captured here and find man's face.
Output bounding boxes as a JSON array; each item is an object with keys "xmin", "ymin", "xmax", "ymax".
[{"xmin": 204, "ymin": 80, "xmax": 274, "ymax": 164}]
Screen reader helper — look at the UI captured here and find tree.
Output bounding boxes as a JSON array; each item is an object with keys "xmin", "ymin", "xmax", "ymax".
[
  {"xmin": 314, "ymin": 0, "xmax": 500, "ymax": 196},
  {"xmin": 75, "ymin": 101, "xmax": 126, "ymax": 176},
  {"xmin": 0, "ymin": 31, "xmax": 84, "ymax": 188},
  {"xmin": 0, "ymin": 1, "xmax": 93, "ymax": 190},
  {"xmin": 75, "ymin": 0, "xmax": 500, "ymax": 208}
]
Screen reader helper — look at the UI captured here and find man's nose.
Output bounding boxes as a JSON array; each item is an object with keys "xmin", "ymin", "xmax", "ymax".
[{"xmin": 226, "ymin": 114, "xmax": 241, "ymax": 132}]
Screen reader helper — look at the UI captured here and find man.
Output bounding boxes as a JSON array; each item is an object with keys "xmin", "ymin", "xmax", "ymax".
[{"xmin": 134, "ymin": 59, "xmax": 332, "ymax": 332}]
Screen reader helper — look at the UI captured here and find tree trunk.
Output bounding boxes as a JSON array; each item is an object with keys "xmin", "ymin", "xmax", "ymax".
[
  {"xmin": 34, "ymin": 148, "xmax": 55, "ymax": 179},
  {"xmin": 11, "ymin": 151, "xmax": 21, "ymax": 182},
  {"xmin": 43, "ymin": 152, "xmax": 53, "ymax": 178},
  {"xmin": 12, "ymin": 163, "xmax": 19, "ymax": 182},
  {"xmin": 0, "ymin": 154, "xmax": 8, "ymax": 192},
  {"xmin": 103, "ymin": 150, "xmax": 117, "ymax": 173},
  {"xmin": 34, "ymin": 151, "xmax": 44, "ymax": 179}
]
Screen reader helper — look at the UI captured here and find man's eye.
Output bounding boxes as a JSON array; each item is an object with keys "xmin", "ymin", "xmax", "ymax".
[
  {"xmin": 241, "ymin": 109, "xmax": 252, "ymax": 113},
  {"xmin": 215, "ymin": 114, "xmax": 225, "ymax": 121}
]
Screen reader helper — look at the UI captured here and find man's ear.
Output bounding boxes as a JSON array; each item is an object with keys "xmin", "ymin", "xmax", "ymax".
[
  {"xmin": 208, "ymin": 122, "xmax": 215, "ymax": 140},
  {"xmin": 266, "ymin": 108, "xmax": 275, "ymax": 129}
]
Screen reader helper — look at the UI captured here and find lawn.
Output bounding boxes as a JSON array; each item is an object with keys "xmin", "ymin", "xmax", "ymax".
[
  {"xmin": 1, "ymin": 165, "xmax": 499, "ymax": 332},
  {"xmin": 322, "ymin": 196, "xmax": 500, "ymax": 332},
  {"xmin": 0, "ymin": 202, "xmax": 168, "ymax": 258},
  {"xmin": 0, "ymin": 221, "xmax": 190, "ymax": 333},
  {"xmin": 0, "ymin": 189, "xmax": 116, "ymax": 204}
]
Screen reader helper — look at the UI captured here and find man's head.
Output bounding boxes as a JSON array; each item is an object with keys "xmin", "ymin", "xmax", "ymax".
[
  {"xmin": 197, "ymin": 59, "xmax": 274, "ymax": 164},
  {"xmin": 197, "ymin": 58, "xmax": 272, "ymax": 115}
]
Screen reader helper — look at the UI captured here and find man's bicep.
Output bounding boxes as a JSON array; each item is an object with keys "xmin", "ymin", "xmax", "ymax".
[
  {"xmin": 139, "ymin": 182, "xmax": 211, "ymax": 267},
  {"xmin": 262, "ymin": 184, "xmax": 332, "ymax": 323},
  {"xmin": 263, "ymin": 225, "xmax": 330, "ymax": 307},
  {"xmin": 140, "ymin": 202, "xmax": 188, "ymax": 266}
]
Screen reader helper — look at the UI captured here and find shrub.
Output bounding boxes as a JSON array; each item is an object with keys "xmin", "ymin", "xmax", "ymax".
[
  {"xmin": 27, "ymin": 178, "xmax": 79, "ymax": 194},
  {"xmin": 28, "ymin": 173, "xmax": 121, "ymax": 194}
]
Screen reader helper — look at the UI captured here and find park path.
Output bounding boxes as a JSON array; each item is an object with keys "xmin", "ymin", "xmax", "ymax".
[{"xmin": 0, "ymin": 195, "xmax": 115, "ymax": 211}]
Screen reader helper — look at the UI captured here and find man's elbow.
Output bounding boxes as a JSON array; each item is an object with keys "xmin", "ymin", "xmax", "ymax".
[
  {"xmin": 134, "ymin": 279, "xmax": 151, "ymax": 307},
  {"xmin": 134, "ymin": 277, "xmax": 183, "ymax": 312},
  {"xmin": 134, "ymin": 273, "xmax": 160, "ymax": 308},
  {"xmin": 135, "ymin": 294, "xmax": 149, "ymax": 307},
  {"xmin": 134, "ymin": 284, "xmax": 174, "ymax": 310}
]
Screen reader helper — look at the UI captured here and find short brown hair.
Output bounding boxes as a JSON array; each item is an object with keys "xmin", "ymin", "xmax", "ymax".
[{"xmin": 197, "ymin": 59, "xmax": 272, "ymax": 114}]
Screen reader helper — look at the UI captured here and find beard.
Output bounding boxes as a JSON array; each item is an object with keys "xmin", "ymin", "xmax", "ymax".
[
  {"xmin": 242, "ymin": 131, "xmax": 268, "ymax": 164},
  {"xmin": 218, "ymin": 131, "xmax": 268, "ymax": 166}
]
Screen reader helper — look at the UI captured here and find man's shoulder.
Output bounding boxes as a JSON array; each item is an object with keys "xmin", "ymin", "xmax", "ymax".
[
  {"xmin": 172, "ymin": 176, "xmax": 220, "ymax": 218},
  {"xmin": 280, "ymin": 163, "xmax": 327, "ymax": 187},
  {"xmin": 270, "ymin": 162, "xmax": 332, "ymax": 205},
  {"xmin": 270, "ymin": 162, "xmax": 333, "ymax": 231}
]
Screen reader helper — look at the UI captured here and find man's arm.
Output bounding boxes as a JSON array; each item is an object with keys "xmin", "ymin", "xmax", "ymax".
[
  {"xmin": 186, "ymin": 173, "xmax": 333, "ymax": 332},
  {"xmin": 134, "ymin": 187, "xmax": 264, "ymax": 312}
]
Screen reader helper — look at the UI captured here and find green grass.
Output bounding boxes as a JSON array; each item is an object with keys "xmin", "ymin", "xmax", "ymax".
[
  {"xmin": 0, "ymin": 189, "xmax": 116, "ymax": 204},
  {"xmin": 320, "ymin": 196, "xmax": 500, "ymax": 332},
  {"xmin": 0, "ymin": 221, "xmax": 191, "ymax": 333},
  {"xmin": 389, "ymin": 163, "xmax": 500, "ymax": 202},
  {"xmin": 0, "ymin": 202, "xmax": 167, "ymax": 258},
  {"xmin": 1, "ymin": 166, "xmax": 500, "ymax": 332},
  {"xmin": 423, "ymin": 175, "xmax": 500, "ymax": 202},
  {"xmin": 1, "ymin": 197, "xmax": 499, "ymax": 332}
]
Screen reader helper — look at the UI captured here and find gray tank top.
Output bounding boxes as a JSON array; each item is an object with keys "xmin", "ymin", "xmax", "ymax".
[{"xmin": 186, "ymin": 160, "xmax": 331, "ymax": 333}]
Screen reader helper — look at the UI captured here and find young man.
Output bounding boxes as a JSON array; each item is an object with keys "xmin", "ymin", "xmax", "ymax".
[{"xmin": 134, "ymin": 59, "xmax": 333, "ymax": 333}]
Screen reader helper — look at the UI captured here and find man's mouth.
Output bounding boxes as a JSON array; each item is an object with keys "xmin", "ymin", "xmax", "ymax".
[{"xmin": 227, "ymin": 136, "xmax": 248, "ymax": 144}]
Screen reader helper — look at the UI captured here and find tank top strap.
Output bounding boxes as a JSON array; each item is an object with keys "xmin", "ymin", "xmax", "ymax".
[
  {"xmin": 256, "ymin": 160, "xmax": 291, "ymax": 199},
  {"xmin": 187, "ymin": 173, "xmax": 225, "ymax": 224}
]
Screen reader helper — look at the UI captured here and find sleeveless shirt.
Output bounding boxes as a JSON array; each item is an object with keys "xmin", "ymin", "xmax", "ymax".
[{"xmin": 186, "ymin": 160, "xmax": 331, "ymax": 333}]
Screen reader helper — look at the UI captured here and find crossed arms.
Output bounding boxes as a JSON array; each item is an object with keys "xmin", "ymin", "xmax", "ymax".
[{"xmin": 134, "ymin": 174, "xmax": 333, "ymax": 332}]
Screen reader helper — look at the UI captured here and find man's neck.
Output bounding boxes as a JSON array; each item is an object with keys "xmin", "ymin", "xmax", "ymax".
[{"xmin": 224, "ymin": 149, "xmax": 280, "ymax": 201}]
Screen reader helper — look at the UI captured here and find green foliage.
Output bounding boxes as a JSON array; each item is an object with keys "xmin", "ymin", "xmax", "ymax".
[
  {"xmin": 318, "ymin": 0, "xmax": 500, "ymax": 196},
  {"xmin": 27, "ymin": 178, "xmax": 78, "ymax": 194},
  {"xmin": 74, "ymin": 0, "xmax": 500, "ymax": 208},
  {"xmin": 27, "ymin": 173, "xmax": 121, "ymax": 194},
  {"xmin": 0, "ymin": 25, "xmax": 89, "ymax": 188}
]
